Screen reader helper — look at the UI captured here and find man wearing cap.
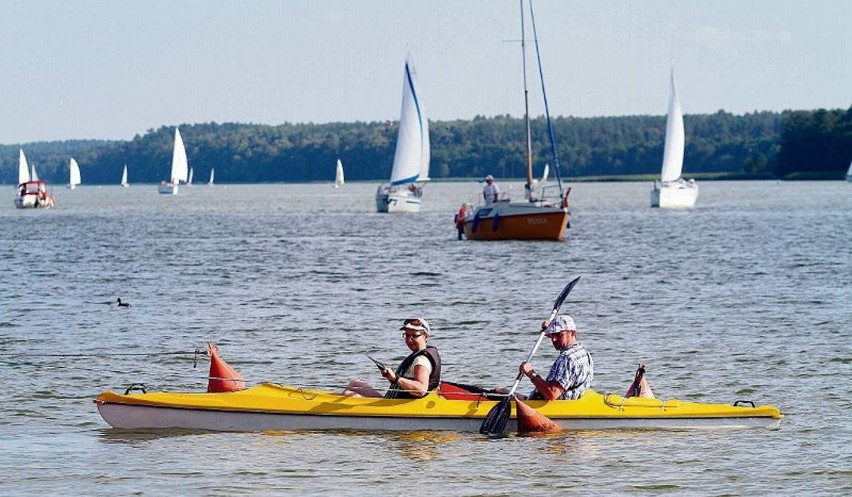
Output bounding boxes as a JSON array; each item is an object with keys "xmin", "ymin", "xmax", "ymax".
[
  {"xmin": 343, "ymin": 318, "xmax": 441, "ymax": 399},
  {"xmin": 482, "ymin": 175, "xmax": 500, "ymax": 206},
  {"xmin": 519, "ymin": 314, "xmax": 594, "ymax": 401}
]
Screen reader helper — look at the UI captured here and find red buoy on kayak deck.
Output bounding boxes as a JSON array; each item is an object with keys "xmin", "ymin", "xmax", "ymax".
[
  {"xmin": 516, "ymin": 399, "xmax": 561, "ymax": 433},
  {"xmin": 207, "ymin": 342, "xmax": 245, "ymax": 393}
]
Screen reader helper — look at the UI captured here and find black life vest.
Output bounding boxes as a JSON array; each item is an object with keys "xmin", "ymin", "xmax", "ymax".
[{"xmin": 384, "ymin": 346, "xmax": 441, "ymax": 399}]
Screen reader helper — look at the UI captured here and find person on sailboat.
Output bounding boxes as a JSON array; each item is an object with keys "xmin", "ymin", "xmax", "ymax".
[
  {"xmin": 517, "ymin": 314, "xmax": 594, "ymax": 401},
  {"xmin": 343, "ymin": 318, "xmax": 441, "ymax": 399},
  {"xmin": 482, "ymin": 175, "xmax": 500, "ymax": 206}
]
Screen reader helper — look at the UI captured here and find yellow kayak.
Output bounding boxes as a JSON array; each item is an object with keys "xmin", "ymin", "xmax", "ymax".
[{"xmin": 95, "ymin": 383, "xmax": 782, "ymax": 432}]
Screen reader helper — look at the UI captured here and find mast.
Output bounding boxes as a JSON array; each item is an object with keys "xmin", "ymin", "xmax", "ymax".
[
  {"xmin": 520, "ymin": 0, "xmax": 534, "ymax": 195},
  {"xmin": 529, "ymin": 0, "xmax": 565, "ymax": 199}
]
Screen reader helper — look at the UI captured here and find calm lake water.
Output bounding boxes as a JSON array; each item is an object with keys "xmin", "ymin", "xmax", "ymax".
[{"xmin": 1, "ymin": 180, "xmax": 850, "ymax": 496}]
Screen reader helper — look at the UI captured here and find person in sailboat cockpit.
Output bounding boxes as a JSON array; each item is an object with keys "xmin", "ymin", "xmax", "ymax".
[
  {"xmin": 483, "ymin": 175, "xmax": 500, "ymax": 206},
  {"xmin": 343, "ymin": 318, "xmax": 441, "ymax": 399}
]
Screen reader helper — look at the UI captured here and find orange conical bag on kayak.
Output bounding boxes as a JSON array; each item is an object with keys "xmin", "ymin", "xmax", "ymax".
[
  {"xmin": 516, "ymin": 400, "xmax": 561, "ymax": 433},
  {"xmin": 207, "ymin": 342, "xmax": 246, "ymax": 393}
]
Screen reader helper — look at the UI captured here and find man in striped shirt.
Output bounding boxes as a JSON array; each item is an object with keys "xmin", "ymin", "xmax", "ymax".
[{"xmin": 519, "ymin": 314, "xmax": 594, "ymax": 400}]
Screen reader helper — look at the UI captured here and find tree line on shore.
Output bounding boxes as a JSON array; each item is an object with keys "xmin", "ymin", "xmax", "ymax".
[{"xmin": 2, "ymin": 106, "xmax": 850, "ymax": 185}]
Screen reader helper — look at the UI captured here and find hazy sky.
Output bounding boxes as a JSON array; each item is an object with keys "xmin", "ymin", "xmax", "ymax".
[{"xmin": 1, "ymin": 0, "xmax": 849, "ymax": 144}]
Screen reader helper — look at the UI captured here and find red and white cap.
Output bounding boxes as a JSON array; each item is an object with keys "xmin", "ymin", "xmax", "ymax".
[{"xmin": 400, "ymin": 317, "xmax": 430, "ymax": 335}]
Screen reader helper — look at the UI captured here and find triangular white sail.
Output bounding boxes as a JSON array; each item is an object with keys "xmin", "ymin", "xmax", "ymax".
[
  {"xmin": 121, "ymin": 165, "xmax": 129, "ymax": 187},
  {"xmin": 18, "ymin": 149, "xmax": 30, "ymax": 184},
  {"xmin": 171, "ymin": 128, "xmax": 189, "ymax": 183},
  {"xmin": 846, "ymin": 159, "xmax": 852, "ymax": 182},
  {"xmin": 69, "ymin": 158, "xmax": 81, "ymax": 188},
  {"xmin": 390, "ymin": 54, "xmax": 429, "ymax": 186},
  {"xmin": 187, "ymin": 167, "xmax": 194, "ymax": 185},
  {"xmin": 31, "ymin": 163, "xmax": 39, "ymax": 181},
  {"xmin": 334, "ymin": 159, "xmax": 345, "ymax": 188},
  {"xmin": 208, "ymin": 168, "xmax": 215, "ymax": 185},
  {"xmin": 660, "ymin": 66, "xmax": 685, "ymax": 183}
]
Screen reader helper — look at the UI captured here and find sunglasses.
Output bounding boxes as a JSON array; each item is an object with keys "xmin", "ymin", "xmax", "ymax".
[
  {"xmin": 403, "ymin": 318, "xmax": 424, "ymax": 327},
  {"xmin": 402, "ymin": 332, "xmax": 425, "ymax": 339}
]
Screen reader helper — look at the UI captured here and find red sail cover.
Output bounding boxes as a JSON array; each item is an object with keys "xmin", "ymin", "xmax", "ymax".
[{"xmin": 207, "ymin": 343, "xmax": 246, "ymax": 393}]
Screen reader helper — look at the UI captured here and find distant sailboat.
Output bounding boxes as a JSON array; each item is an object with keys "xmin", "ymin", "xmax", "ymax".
[
  {"xmin": 457, "ymin": 0, "xmax": 570, "ymax": 241},
  {"xmin": 14, "ymin": 149, "xmax": 55, "ymax": 209},
  {"xmin": 846, "ymin": 159, "xmax": 851, "ymax": 182},
  {"xmin": 334, "ymin": 159, "xmax": 345, "ymax": 189},
  {"xmin": 187, "ymin": 167, "xmax": 194, "ymax": 186},
  {"xmin": 68, "ymin": 158, "xmax": 81, "ymax": 189},
  {"xmin": 375, "ymin": 52, "xmax": 430, "ymax": 213},
  {"xmin": 157, "ymin": 128, "xmax": 189, "ymax": 195},
  {"xmin": 121, "ymin": 165, "xmax": 129, "ymax": 187},
  {"xmin": 650, "ymin": 65, "xmax": 698, "ymax": 208},
  {"xmin": 208, "ymin": 168, "xmax": 215, "ymax": 186}
]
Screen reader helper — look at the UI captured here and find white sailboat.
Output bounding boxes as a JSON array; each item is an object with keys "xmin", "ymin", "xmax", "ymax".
[
  {"xmin": 121, "ymin": 165, "xmax": 129, "ymax": 187},
  {"xmin": 846, "ymin": 159, "xmax": 851, "ymax": 182},
  {"xmin": 208, "ymin": 168, "xmax": 215, "ymax": 186},
  {"xmin": 375, "ymin": 53, "xmax": 430, "ymax": 213},
  {"xmin": 14, "ymin": 149, "xmax": 55, "ymax": 209},
  {"xmin": 651, "ymin": 66, "xmax": 698, "ymax": 208},
  {"xmin": 187, "ymin": 167, "xmax": 194, "ymax": 186},
  {"xmin": 158, "ymin": 128, "xmax": 189, "ymax": 195},
  {"xmin": 68, "ymin": 158, "xmax": 81, "ymax": 189},
  {"xmin": 334, "ymin": 159, "xmax": 345, "ymax": 189}
]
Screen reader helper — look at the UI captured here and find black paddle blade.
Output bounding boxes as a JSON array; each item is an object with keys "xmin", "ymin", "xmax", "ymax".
[
  {"xmin": 552, "ymin": 276, "xmax": 581, "ymax": 313},
  {"xmin": 479, "ymin": 397, "xmax": 512, "ymax": 436}
]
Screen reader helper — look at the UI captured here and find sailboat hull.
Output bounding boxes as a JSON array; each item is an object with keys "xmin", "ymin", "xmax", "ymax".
[
  {"xmin": 158, "ymin": 182, "xmax": 179, "ymax": 195},
  {"xmin": 463, "ymin": 202, "xmax": 569, "ymax": 241},
  {"xmin": 651, "ymin": 181, "xmax": 699, "ymax": 208},
  {"xmin": 14, "ymin": 181, "xmax": 55, "ymax": 209},
  {"xmin": 376, "ymin": 185, "xmax": 423, "ymax": 213}
]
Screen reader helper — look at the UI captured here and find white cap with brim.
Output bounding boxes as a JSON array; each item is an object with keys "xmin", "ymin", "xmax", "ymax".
[
  {"xmin": 400, "ymin": 317, "xmax": 430, "ymax": 335},
  {"xmin": 485, "ymin": 175, "xmax": 494, "ymax": 181},
  {"xmin": 544, "ymin": 315, "xmax": 576, "ymax": 335}
]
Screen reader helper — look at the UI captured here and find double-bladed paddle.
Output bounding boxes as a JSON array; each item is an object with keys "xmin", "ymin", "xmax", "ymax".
[{"xmin": 479, "ymin": 276, "xmax": 581, "ymax": 436}]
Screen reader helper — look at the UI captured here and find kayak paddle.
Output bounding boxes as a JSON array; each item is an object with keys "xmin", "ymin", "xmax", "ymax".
[
  {"xmin": 366, "ymin": 355, "xmax": 390, "ymax": 374},
  {"xmin": 479, "ymin": 275, "xmax": 581, "ymax": 436}
]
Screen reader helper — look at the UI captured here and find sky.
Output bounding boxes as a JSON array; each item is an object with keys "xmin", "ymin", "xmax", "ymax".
[{"xmin": 1, "ymin": 0, "xmax": 850, "ymax": 144}]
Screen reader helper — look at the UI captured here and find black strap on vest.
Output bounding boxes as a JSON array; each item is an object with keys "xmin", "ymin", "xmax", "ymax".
[{"xmin": 384, "ymin": 346, "xmax": 441, "ymax": 399}]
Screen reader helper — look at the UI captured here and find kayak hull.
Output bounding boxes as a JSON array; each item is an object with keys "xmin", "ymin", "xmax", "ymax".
[{"xmin": 95, "ymin": 383, "xmax": 782, "ymax": 432}]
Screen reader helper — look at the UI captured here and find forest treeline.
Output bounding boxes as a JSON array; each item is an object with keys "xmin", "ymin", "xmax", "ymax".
[{"xmin": 2, "ymin": 106, "xmax": 850, "ymax": 185}]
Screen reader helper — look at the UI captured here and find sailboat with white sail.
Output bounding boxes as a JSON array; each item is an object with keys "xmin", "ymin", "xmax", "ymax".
[
  {"xmin": 375, "ymin": 53, "xmax": 430, "ymax": 213},
  {"xmin": 121, "ymin": 165, "xmax": 129, "ymax": 187},
  {"xmin": 334, "ymin": 159, "xmax": 345, "ymax": 189},
  {"xmin": 158, "ymin": 128, "xmax": 189, "ymax": 195},
  {"xmin": 650, "ymin": 66, "xmax": 698, "ymax": 208},
  {"xmin": 187, "ymin": 167, "xmax": 194, "ymax": 186},
  {"xmin": 846, "ymin": 160, "xmax": 851, "ymax": 182},
  {"xmin": 208, "ymin": 168, "xmax": 215, "ymax": 186},
  {"xmin": 457, "ymin": 0, "xmax": 570, "ymax": 241},
  {"xmin": 14, "ymin": 149, "xmax": 55, "ymax": 209},
  {"xmin": 68, "ymin": 158, "xmax": 81, "ymax": 189}
]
